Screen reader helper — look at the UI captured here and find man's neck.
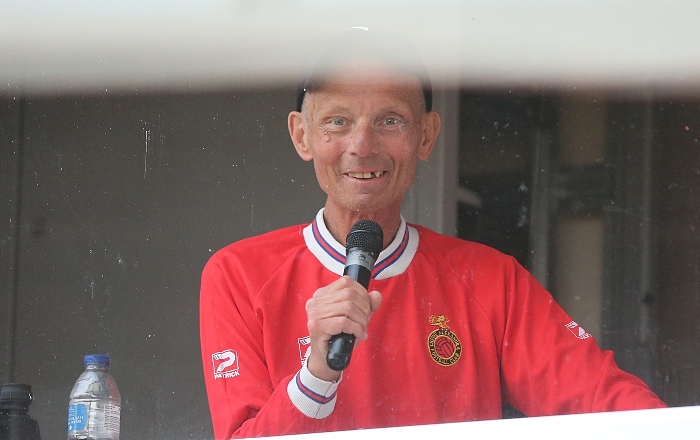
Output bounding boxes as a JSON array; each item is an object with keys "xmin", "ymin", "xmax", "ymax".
[{"xmin": 322, "ymin": 202, "xmax": 402, "ymax": 250}]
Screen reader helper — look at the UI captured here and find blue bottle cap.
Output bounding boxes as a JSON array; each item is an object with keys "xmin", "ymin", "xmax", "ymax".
[{"xmin": 84, "ymin": 354, "xmax": 110, "ymax": 366}]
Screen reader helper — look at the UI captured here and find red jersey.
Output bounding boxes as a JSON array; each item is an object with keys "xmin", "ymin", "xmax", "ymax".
[{"xmin": 200, "ymin": 209, "xmax": 665, "ymax": 439}]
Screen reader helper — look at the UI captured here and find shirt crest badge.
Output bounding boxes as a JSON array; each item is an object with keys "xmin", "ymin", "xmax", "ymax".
[{"xmin": 427, "ymin": 314, "xmax": 462, "ymax": 366}]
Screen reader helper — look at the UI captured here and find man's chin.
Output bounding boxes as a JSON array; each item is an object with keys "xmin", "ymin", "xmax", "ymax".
[{"xmin": 333, "ymin": 196, "xmax": 399, "ymax": 217}]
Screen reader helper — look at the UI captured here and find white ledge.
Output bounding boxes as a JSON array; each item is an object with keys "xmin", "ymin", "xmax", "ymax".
[{"xmin": 270, "ymin": 406, "xmax": 700, "ymax": 440}]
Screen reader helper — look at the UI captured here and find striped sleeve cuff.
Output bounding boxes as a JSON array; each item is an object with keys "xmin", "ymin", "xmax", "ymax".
[{"xmin": 287, "ymin": 361, "xmax": 341, "ymax": 419}]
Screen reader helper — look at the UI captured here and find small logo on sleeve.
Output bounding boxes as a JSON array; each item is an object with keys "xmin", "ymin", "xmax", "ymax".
[
  {"xmin": 298, "ymin": 336, "xmax": 311, "ymax": 367},
  {"xmin": 427, "ymin": 315, "xmax": 462, "ymax": 366},
  {"xmin": 566, "ymin": 321, "xmax": 592, "ymax": 340},
  {"xmin": 212, "ymin": 349, "xmax": 240, "ymax": 379}
]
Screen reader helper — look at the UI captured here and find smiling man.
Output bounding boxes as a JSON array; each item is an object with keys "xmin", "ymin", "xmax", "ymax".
[
  {"xmin": 199, "ymin": 28, "xmax": 665, "ymax": 439},
  {"xmin": 288, "ymin": 59, "xmax": 440, "ymax": 384}
]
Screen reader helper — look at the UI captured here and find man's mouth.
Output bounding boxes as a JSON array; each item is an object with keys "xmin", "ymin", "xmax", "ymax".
[{"xmin": 347, "ymin": 171, "xmax": 385, "ymax": 179}]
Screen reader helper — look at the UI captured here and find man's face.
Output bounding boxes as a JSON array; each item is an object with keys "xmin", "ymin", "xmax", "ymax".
[{"xmin": 290, "ymin": 65, "xmax": 439, "ymax": 217}]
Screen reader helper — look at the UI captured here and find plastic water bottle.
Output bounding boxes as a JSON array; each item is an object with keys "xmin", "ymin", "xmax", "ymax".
[{"xmin": 67, "ymin": 355, "xmax": 121, "ymax": 440}]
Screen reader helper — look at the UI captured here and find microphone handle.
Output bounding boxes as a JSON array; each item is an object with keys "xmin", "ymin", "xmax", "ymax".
[
  {"xmin": 326, "ymin": 264, "xmax": 372, "ymax": 371},
  {"xmin": 344, "ymin": 264, "xmax": 372, "ymax": 289}
]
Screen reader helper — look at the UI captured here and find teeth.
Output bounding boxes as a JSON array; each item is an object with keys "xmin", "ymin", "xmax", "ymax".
[{"xmin": 349, "ymin": 171, "xmax": 384, "ymax": 179}]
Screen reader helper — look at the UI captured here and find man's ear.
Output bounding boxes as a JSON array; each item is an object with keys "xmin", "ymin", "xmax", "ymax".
[
  {"xmin": 418, "ymin": 111, "xmax": 441, "ymax": 161},
  {"xmin": 288, "ymin": 111, "xmax": 313, "ymax": 162}
]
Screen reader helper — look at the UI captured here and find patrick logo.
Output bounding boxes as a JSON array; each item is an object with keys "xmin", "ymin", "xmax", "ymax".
[
  {"xmin": 298, "ymin": 336, "xmax": 311, "ymax": 366},
  {"xmin": 566, "ymin": 321, "xmax": 592, "ymax": 340},
  {"xmin": 212, "ymin": 349, "xmax": 240, "ymax": 379}
]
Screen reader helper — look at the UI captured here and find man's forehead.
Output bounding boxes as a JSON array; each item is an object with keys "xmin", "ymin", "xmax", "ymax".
[{"xmin": 306, "ymin": 66, "xmax": 425, "ymax": 112}]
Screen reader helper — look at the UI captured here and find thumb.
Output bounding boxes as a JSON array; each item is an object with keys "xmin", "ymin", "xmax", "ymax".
[{"xmin": 368, "ymin": 290, "xmax": 382, "ymax": 314}]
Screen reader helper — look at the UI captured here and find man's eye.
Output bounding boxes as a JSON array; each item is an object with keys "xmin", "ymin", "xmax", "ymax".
[
  {"xmin": 332, "ymin": 118, "xmax": 345, "ymax": 126},
  {"xmin": 385, "ymin": 117, "xmax": 399, "ymax": 125}
]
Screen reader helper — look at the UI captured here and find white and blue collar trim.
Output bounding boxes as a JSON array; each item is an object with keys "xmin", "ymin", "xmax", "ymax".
[{"xmin": 303, "ymin": 209, "xmax": 419, "ymax": 280}]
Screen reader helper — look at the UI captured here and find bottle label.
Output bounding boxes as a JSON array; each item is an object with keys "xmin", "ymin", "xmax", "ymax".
[
  {"xmin": 104, "ymin": 404, "xmax": 121, "ymax": 433},
  {"xmin": 68, "ymin": 403, "xmax": 88, "ymax": 431},
  {"xmin": 67, "ymin": 402, "xmax": 120, "ymax": 437}
]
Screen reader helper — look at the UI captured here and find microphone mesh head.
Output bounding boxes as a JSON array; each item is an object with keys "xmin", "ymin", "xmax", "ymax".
[{"xmin": 346, "ymin": 219, "xmax": 384, "ymax": 257}]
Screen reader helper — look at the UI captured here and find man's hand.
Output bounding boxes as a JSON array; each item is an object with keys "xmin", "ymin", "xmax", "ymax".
[{"xmin": 305, "ymin": 276, "xmax": 382, "ymax": 382}]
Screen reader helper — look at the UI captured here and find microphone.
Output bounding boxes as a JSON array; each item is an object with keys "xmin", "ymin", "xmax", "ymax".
[{"xmin": 326, "ymin": 219, "xmax": 384, "ymax": 371}]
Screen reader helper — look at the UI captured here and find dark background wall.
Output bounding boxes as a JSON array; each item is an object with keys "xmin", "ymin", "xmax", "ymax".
[
  {"xmin": 0, "ymin": 89, "xmax": 325, "ymax": 439},
  {"xmin": 657, "ymin": 101, "xmax": 700, "ymax": 405}
]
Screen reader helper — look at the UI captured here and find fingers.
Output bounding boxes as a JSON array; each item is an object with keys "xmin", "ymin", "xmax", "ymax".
[
  {"xmin": 306, "ymin": 276, "xmax": 375, "ymax": 340},
  {"xmin": 305, "ymin": 277, "xmax": 382, "ymax": 381}
]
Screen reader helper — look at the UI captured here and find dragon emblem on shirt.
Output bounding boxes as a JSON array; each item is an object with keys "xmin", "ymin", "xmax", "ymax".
[{"xmin": 427, "ymin": 314, "xmax": 462, "ymax": 366}]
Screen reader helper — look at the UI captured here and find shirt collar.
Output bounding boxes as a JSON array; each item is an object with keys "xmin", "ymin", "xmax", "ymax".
[{"xmin": 303, "ymin": 208, "xmax": 419, "ymax": 280}]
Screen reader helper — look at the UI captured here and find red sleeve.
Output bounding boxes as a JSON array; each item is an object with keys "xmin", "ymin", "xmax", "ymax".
[
  {"xmin": 199, "ymin": 252, "xmax": 333, "ymax": 438},
  {"xmin": 497, "ymin": 257, "xmax": 666, "ymax": 414}
]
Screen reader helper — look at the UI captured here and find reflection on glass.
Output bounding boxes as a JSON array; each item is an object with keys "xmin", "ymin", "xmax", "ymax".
[{"xmin": 458, "ymin": 90, "xmax": 700, "ymax": 408}]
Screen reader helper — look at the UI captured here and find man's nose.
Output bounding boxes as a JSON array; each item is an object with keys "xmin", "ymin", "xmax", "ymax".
[{"xmin": 348, "ymin": 121, "xmax": 378, "ymax": 157}]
